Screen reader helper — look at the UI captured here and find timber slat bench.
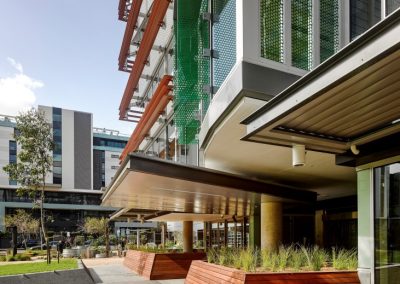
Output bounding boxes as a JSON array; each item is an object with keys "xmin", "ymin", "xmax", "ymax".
[
  {"xmin": 124, "ymin": 250, "xmax": 206, "ymax": 280},
  {"xmin": 185, "ymin": 260, "xmax": 360, "ymax": 284}
]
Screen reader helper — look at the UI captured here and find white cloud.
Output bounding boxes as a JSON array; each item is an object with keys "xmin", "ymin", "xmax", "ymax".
[
  {"xmin": 0, "ymin": 58, "xmax": 43, "ymax": 115},
  {"xmin": 7, "ymin": 57, "xmax": 23, "ymax": 73}
]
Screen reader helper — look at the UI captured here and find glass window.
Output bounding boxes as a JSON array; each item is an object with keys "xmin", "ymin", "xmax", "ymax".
[
  {"xmin": 350, "ymin": 0, "xmax": 381, "ymax": 40},
  {"xmin": 9, "ymin": 140, "xmax": 17, "ymax": 185},
  {"xmin": 53, "ymin": 107, "xmax": 62, "ymax": 185},
  {"xmin": 386, "ymin": 0, "xmax": 400, "ymax": 15},
  {"xmin": 374, "ymin": 163, "xmax": 400, "ymax": 283}
]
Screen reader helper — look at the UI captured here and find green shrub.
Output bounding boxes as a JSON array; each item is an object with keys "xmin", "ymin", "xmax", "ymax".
[
  {"xmin": 261, "ymin": 249, "xmax": 279, "ymax": 271},
  {"xmin": 332, "ymin": 248, "xmax": 358, "ymax": 270},
  {"xmin": 289, "ymin": 247, "xmax": 306, "ymax": 271},
  {"xmin": 218, "ymin": 247, "xmax": 234, "ymax": 266},
  {"xmin": 240, "ymin": 248, "xmax": 258, "ymax": 272},
  {"xmin": 0, "ymin": 255, "xmax": 6, "ymax": 262},
  {"xmin": 75, "ymin": 235, "xmax": 85, "ymax": 246},
  {"xmin": 126, "ymin": 243, "xmax": 136, "ymax": 250},
  {"xmin": 300, "ymin": 245, "xmax": 328, "ymax": 271},
  {"xmin": 206, "ymin": 248, "xmax": 218, "ymax": 264},
  {"xmin": 16, "ymin": 254, "xmax": 31, "ymax": 261},
  {"xmin": 6, "ymin": 255, "xmax": 16, "ymax": 261},
  {"xmin": 277, "ymin": 245, "xmax": 292, "ymax": 271}
]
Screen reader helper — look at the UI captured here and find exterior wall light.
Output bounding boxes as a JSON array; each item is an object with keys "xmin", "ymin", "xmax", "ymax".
[{"xmin": 292, "ymin": 144, "xmax": 306, "ymax": 167}]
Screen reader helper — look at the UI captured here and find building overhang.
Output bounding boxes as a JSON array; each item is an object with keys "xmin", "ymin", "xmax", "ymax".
[
  {"xmin": 101, "ymin": 154, "xmax": 316, "ymax": 219},
  {"xmin": 243, "ymin": 9, "xmax": 400, "ymax": 155},
  {"xmin": 199, "ymin": 60, "xmax": 302, "ymax": 150}
]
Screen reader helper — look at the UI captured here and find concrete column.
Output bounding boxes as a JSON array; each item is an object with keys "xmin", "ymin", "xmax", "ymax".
[
  {"xmin": 249, "ymin": 203, "xmax": 261, "ymax": 249},
  {"xmin": 315, "ymin": 210, "xmax": 324, "ymax": 247},
  {"xmin": 183, "ymin": 221, "xmax": 193, "ymax": 253},
  {"xmin": 203, "ymin": 222, "xmax": 207, "ymax": 250},
  {"xmin": 161, "ymin": 223, "xmax": 166, "ymax": 247},
  {"xmin": 136, "ymin": 230, "xmax": 140, "ymax": 249},
  {"xmin": 216, "ymin": 222, "xmax": 220, "ymax": 247},
  {"xmin": 261, "ymin": 201, "xmax": 282, "ymax": 251}
]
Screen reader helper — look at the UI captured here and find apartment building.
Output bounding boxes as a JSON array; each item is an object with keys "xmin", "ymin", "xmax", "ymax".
[
  {"xmin": 102, "ymin": 1, "xmax": 400, "ymax": 283},
  {"xmin": 0, "ymin": 106, "xmax": 129, "ymax": 233}
]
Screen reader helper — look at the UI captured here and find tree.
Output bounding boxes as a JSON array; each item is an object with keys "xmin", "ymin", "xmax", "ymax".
[
  {"xmin": 3, "ymin": 108, "xmax": 54, "ymax": 263},
  {"xmin": 5, "ymin": 209, "xmax": 40, "ymax": 249},
  {"xmin": 83, "ymin": 217, "xmax": 110, "ymax": 257}
]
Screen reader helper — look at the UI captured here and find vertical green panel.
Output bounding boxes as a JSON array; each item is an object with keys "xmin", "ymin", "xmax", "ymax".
[
  {"xmin": 260, "ymin": 0, "xmax": 284, "ymax": 63},
  {"xmin": 174, "ymin": 0, "xmax": 210, "ymax": 145},
  {"xmin": 358, "ymin": 169, "xmax": 373, "ymax": 269},
  {"xmin": 292, "ymin": 0, "xmax": 313, "ymax": 70},
  {"xmin": 320, "ymin": 0, "xmax": 339, "ymax": 62}
]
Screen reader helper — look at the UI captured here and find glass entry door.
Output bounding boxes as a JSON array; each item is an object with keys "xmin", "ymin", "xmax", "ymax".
[{"xmin": 374, "ymin": 163, "xmax": 400, "ymax": 283}]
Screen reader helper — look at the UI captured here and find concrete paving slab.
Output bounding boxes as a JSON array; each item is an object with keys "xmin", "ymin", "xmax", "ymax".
[{"xmin": 82, "ymin": 258, "xmax": 184, "ymax": 284}]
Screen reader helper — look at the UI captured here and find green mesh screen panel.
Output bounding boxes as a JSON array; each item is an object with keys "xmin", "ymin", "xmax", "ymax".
[
  {"xmin": 292, "ymin": 0, "xmax": 313, "ymax": 70},
  {"xmin": 260, "ymin": 0, "xmax": 284, "ymax": 63},
  {"xmin": 174, "ymin": 0, "xmax": 210, "ymax": 144},
  {"xmin": 212, "ymin": 0, "xmax": 236, "ymax": 88},
  {"xmin": 320, "ymin": 0, "xmax": 339, "ymax": 63}
]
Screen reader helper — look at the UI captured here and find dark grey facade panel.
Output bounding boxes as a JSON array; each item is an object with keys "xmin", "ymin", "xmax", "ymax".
[
  {"xmin": 93, "ymin": 149, "xmax": 103, "ymax": 190},
  {"xmin": 74, "ymin": 112, "xmax": 92, "ymax": 189}
]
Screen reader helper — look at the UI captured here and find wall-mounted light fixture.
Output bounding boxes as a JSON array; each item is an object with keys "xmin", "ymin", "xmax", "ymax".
[{"xmin": 292, "ymin": 144, "xmax": 306, "ymax": 167}]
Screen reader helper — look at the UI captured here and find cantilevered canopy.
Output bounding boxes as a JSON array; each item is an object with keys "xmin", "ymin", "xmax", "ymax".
[
  {"xmin": 243, "ymin": 9, "xmax": 400, "ymax": 154},
  {"xmin": 102, "ymin": 154, "xmax": 316, "ymax": 219}
]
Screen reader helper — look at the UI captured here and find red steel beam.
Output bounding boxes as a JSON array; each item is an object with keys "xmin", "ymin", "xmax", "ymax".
[
  {"xmin": 119, "ymin": 0, "xmax": 171, "ymax": 120},
  {"xmin": 120, "ymin": 75, "xmax": 173, "ymax": 161},
  {"xmin": 118, "ymin": 0, "xmax": 144, "ymax": 70}
]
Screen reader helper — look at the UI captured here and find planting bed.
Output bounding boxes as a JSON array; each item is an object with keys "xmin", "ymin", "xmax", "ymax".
[
  {"xmin": 185, "ymin": 260, "xmax": 360, "ymax": 284},
  {"xmin": 124, "ymin": 250, "xmax": 206, "ymax": 280}
]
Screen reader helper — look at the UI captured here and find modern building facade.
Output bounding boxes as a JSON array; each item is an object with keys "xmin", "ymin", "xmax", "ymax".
[
  {"xmin": 0, "ymin": 106, "xmax": 129, "ymax": 233},
  {"xmin": 103, "ymin": 1, "xmax": 400, "ymax": 283}
]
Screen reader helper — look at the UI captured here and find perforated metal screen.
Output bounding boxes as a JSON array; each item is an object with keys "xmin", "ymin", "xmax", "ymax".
[
  {"xmin": 291, "ymin": 0, "xmax": 313, "ymax": 70},
  {"xmin": 260, "ymin": 0, "xmax": 284, "ymax": 63},
  {"xmin": 174, "ymin": 0, "xmax": 210, "ymax": 144},
  {"xmin": 320, "ymin": 0, "xmax": 339, "ymax": 63},
  {"xmin": 213, "ymin": 0, "xmax": 237, "ymax": 88}
]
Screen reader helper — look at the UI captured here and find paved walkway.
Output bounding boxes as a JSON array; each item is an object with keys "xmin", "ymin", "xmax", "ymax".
[{"xmin": 82, "ymin": 258, "xmax": 185, "ymax": 284}]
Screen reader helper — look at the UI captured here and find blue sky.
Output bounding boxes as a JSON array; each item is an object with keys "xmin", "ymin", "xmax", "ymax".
[{"xmin": 0, "ymin": 0, "xmax": 134, "ymax": 135}]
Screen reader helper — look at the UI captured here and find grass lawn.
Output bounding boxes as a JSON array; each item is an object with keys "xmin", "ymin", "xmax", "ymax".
[{"xmin": 0, "ymin": 259, "xmax": 78, "ymax": 276}]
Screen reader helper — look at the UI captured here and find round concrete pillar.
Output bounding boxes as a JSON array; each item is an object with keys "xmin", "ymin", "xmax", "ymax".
[
  {"xmin": 183, "ymin": 221, "xmax": 193, "ymax": 253},
  {"xmin": 261, "ymin": 201, "xmax": 282, "ymax": 251}
]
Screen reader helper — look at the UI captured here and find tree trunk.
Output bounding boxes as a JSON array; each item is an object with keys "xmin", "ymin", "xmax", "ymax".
[
  {"xmin": 40, "ymin": 183, "xmax": 50, "ymax": 264},
  {"xmin": 105, "ymin": 224, "xmax": 110, "ymax": 258},
  {"xmin": 23, "ymin": 234, "xmax": 27, "ymax": 250}
]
